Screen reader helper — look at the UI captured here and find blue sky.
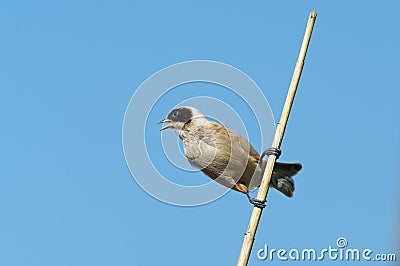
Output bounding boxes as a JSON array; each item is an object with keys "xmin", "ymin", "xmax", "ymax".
[{"xmin": 1, "ymin": 1, "xmax": 399, "ymax": 265}]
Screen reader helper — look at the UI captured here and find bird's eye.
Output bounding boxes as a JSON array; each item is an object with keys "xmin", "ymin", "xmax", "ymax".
[{"xmin": 173, "ymin": 111, "xmax": 178, "ymax": 117}]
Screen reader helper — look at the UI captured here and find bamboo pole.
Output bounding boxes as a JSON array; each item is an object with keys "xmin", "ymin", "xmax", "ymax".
[{"xmin": 236, "ymin": 10, "xmax": 317, "ymax": 266}]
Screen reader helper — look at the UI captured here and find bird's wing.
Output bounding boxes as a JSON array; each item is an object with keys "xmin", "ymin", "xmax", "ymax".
[
  {"xmin": 226, "ymin": 127, "xmax": 260, "ymax": 161},
  {"xmin": 205, "ymin": 122, "xmax": 259, "ymax": 156},
  {"xmin": 205, "ymin": 122, "xmax": 260, "ymax": 187}
]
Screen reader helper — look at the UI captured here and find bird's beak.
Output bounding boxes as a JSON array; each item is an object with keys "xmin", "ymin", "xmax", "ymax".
[{"xmin": 158, "ymin": 119, "xmax": 173, "ymax": 131}]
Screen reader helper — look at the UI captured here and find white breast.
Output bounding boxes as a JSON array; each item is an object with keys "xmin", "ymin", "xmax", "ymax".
[{"xmin": 182, "ymin": 131, "xmax": 216, "ymax": 170}]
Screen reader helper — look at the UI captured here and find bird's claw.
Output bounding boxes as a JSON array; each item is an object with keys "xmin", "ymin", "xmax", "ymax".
[
  {"xmin": 248, "ymin": 197, "xmax": 267, "ymax": 209},
  {"xmin": 260, "ymin": 147, "xmax": 282, "ymax": 160}
]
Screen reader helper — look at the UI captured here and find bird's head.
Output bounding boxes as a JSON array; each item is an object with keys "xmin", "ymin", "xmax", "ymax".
[{"xmin": 158, "ymin": 106, "xmax": 205, "ymax": 134}]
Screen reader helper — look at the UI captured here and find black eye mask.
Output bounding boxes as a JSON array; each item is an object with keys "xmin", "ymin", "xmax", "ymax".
[{"xmin": 167, "ymin": 107, "xmax": 192, "ymax": 123}]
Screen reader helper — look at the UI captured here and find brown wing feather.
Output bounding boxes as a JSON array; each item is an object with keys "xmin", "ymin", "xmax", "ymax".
[{"xmin": 206, "ymin": 122, "xmax": 260, "ymax": 188}]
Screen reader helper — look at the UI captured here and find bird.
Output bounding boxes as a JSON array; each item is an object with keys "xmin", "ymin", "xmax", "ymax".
[{"xmin": 158, "ymin": 106, "xmax": 302, "ymax": 207}]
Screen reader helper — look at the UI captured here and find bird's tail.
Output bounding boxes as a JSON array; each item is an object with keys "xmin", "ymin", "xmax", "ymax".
[{"xmin": 270, "ymin": 162, "xmax": 302, "ymax": 197}]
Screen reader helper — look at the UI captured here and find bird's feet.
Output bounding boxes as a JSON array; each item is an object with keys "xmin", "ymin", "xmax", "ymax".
[
  {"xmin": 247, "ymin": 194, "xmax": 267, "ymax": 209},
  {"xmin": 260, "ymin": 147, "xmax": 282, "ymax": 160}
]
